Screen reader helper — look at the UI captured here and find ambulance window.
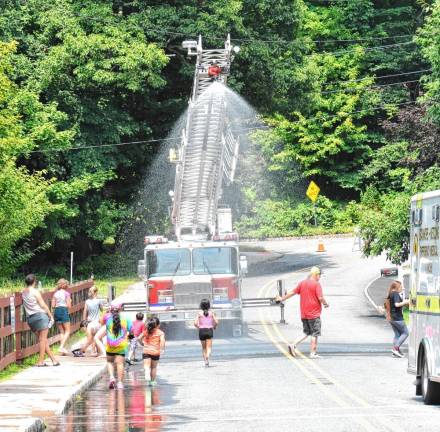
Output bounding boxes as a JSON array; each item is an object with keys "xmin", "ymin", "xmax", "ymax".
[
  {"xmin": 432, "ymin": 205, "xmax": 440, "ymax": 222},
  {"xmin": 412, "ymin": 208, "xmax": 423, "ymax": 226}
]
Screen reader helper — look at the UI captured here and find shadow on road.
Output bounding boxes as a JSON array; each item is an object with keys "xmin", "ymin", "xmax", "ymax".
[{"xmin": 247, "ymin": 251, "xmax": 334, "ymax": 277}]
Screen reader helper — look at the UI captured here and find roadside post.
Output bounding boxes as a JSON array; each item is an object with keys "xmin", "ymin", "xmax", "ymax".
[
  {"xmin": 306, "ymin": 180, "xmax": 320, "ymax": 226},
  {"xmin": 9, "ymin": 296, "xmax": 15, "ymax": 334},
  {"xmin": 108, "ymin": 283, "xmax": 115, "ymax": 303},
  {"xmin": 70, "ymin": 251, "xmax": 74, "ymax": 284},
  {"xmin": 277, "ymin": 279, "xmax": 286, "ymax": 324}
]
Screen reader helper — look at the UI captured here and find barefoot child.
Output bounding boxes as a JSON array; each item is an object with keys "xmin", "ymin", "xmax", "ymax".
[{"xmin": 139, "ymin": 317, "xmax": 165, "ymax": 386}]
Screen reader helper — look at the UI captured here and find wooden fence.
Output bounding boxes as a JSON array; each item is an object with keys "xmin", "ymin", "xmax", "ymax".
[{"xmin": 0, "ymin": 280, "xmax": 93, "ymax": 371}]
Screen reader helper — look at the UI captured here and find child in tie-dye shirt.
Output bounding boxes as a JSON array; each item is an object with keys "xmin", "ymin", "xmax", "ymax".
[{"xmin": 101, "ymin": 303, "xmax": 132, "ymax": 390}]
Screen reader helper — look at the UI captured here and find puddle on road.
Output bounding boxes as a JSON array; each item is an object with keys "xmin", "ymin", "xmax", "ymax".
[{"xmin": 46, "ymin": 365, "xmax": 185, "ymax": 432}]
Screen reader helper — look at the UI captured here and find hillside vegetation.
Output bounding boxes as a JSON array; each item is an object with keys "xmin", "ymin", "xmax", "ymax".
[{"xmin": 1, "ymin": 0, "xmax": 439, "ymax": 278}]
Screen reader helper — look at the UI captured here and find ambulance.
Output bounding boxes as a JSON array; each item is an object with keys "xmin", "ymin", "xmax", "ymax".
[{"xmin": 408, "ymin": 189, "xmax": 440, "ymax": 404}]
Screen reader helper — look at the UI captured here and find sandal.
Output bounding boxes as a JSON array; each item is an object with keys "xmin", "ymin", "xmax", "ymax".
[
  {"xmin": 52, "ymin": 362, "xmax": 61, "ymax": 366},
  {"xmin": 36, "ymin": 363, "xmax": 49, "ymax": 367}
]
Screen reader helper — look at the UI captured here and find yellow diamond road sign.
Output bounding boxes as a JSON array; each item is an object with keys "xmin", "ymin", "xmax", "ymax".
[{"xmin": 306, "ymin": 181, "xmax": 320, "ymax": 203}]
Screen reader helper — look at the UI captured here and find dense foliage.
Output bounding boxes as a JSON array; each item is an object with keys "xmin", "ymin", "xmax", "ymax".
[{"xmin": 0, "ymin": 0, "xmax": 439, "ymax": 276}]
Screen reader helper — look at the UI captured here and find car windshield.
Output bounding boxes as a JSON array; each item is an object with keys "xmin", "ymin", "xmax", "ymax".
[
  {"xmin": 147, "ymin": 249, "xmax": 191, "ymax": 277},
  {"xmin": 193, "ymin": 247, "xmax": 237, "ymax": 275}
]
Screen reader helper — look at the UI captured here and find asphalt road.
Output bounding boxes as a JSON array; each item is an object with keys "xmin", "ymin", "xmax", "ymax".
[{"xmin": 46, "ymin": 237, "xmax": 440, "ymax": 432}]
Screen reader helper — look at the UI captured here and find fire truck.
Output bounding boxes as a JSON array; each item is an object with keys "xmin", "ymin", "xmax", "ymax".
[
  {"xmin": 132, "ymin": 35, "xmax": 247, "ymax": 335},
  {"xmin": 408, "ymin": 189, "xmax": 440, "ymax": 404}
]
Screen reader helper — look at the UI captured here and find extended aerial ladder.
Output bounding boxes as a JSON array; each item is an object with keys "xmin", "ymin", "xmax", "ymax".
[{"xmin": 171, "ymin": 35, "xmax": 240, "ymax": 241}]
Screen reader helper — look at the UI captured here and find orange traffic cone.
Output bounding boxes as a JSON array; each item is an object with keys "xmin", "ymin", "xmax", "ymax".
[{"xmin": 317, "ymin": 238, "xmax": 326, "ymax": 252}]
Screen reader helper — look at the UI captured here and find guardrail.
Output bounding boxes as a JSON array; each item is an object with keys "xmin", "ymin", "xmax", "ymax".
[
  {"xmin": 0, "ymin": 280, "xmax": 93, "ymax": 371},
  {"xmin": 121, "ymin": 279, "xmax": 288, "ymax": 324}
]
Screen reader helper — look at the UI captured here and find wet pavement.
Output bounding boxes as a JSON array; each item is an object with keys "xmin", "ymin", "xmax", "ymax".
[
  {"xmin": 14, "ymin": 237, "xmax": 440, "ymax": 432},
  {"xmin": 46, "ymin": 365, "xmax": 168, "ymax": 432}
]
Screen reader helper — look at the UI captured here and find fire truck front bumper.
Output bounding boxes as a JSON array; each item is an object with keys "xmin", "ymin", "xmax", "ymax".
[{"xmin": 153, "ymin": 308, "xmax": 242, "ymax": 323}]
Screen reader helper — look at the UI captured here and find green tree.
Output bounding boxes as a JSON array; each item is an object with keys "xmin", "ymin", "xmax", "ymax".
[{"xmin": 0, "ymin": 41, "xmax": 72, "ymax": 276}]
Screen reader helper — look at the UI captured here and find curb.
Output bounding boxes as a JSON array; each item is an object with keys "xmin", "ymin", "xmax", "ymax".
[
  {"xmin": 23, "ymin": 419, "xmax": 45, "ymax": 432},
  {"xmin": 240, "ymin": 233, "xmax": 353, "ymax": 243},
  {"xmin": 364, "ymin": 275, "xmax": 384, "ymax": 315},
  {"xmin": 55, "ymin": 364, "xmax": 107, "ymax": 416},
  {"xmin": 24, "ymin": 364, "xmax": 107, "ymax": 432}
]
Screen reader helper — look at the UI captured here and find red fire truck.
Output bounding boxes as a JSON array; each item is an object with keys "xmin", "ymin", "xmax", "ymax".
[
  {"xmin": 137, "ymin": 235, "xmax": 246, "ymax": 335},
  {"xmin": 131, "ymin": 35, "xmax": 246, "ymax": 334}
]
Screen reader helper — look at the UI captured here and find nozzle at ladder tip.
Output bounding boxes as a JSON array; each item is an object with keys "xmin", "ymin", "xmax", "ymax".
[{"xmin": 317, "ymin": 238, "xmax": 326, "ymax": 253}]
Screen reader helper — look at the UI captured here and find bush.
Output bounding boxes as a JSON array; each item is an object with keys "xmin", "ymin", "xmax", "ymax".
[{"xmin": 235, "ymin": 195, "xmax": 356, "ymax": 238}]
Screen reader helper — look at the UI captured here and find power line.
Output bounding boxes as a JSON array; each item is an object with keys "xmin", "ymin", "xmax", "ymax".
[
  {"xmin": 144, "ymin": 24, "xmax": 417, "ymax": 55},
  {"xmin": 29, "ymin": 137, "xmax": 179, "ymax": 154},
  {"xmin": 29, "ymin": 97, "xmax": 433, "ymax": 155},
  {"xmin": 67, "ymin": 11, "xmax": 417, "ymax": 49},
  {"xmin": 315, "ymin": 41, "xmax": 416, "ymax": 57},
  {"xmin": 269, "ymin": 99, "xmax": 436, "ymax": 128},
  {"xmin": 320, "ymin": 79, "xmax": 422, "ymax": 95},
  {"xmin": 325, "ymin": 68, "xmax": 432, "ymax": 87}
]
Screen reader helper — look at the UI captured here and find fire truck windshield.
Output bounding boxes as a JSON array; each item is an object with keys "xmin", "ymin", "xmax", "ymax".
[
  {"xmin": 193, "ymin": 247, "xmax": 238, "ymax": 275},
  {"xmin": 147, "ymin": 249, "xmax": 191, "ymax": 277}
]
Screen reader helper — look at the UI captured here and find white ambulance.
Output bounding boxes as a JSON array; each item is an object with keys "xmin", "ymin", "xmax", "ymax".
[{"xmin": 408, "ymin": 189, "xmax": 440, "ymax": 404}]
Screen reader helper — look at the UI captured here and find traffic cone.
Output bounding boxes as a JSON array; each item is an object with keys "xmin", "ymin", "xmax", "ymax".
[{"xmin": 317, "ymin": 238, "xmax": 326, "ymax": 252}]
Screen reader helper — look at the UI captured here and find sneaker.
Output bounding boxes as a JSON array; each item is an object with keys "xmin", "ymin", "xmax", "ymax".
[
  {"xmin": 288, "ymin": 344, "xmax": 297, "ymax": 357},
  {"xmin": 392, "ymin": 348, "xmax": 404, "ymax": 358},
  {"xmin": 109, "ymin": 378, "xmax": 116, "ymax": 389},
  {"xmin": 309, "ymin": 352, "xmax": 322, "ymax": 359},
  {"xmin": 117, "ymin": 381, "xmax": 124, "ymax": 390},
  {"xmin": 150, "ymin": 380, "xmax": 157, "ymax": 387},
  {"xmin": 72, "ymin": 349, "xmax": 84, "ymax": 357}
]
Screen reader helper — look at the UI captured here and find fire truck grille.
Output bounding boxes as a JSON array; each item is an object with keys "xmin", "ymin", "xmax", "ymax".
[{"xmin": 173, "ymin": 282, "xmax": 212, "ymax": 308}]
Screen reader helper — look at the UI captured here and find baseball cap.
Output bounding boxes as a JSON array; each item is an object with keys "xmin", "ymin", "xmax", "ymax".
[{"xmin": 309, "ymin": 266, "xmax": 322, "ymax": 276}]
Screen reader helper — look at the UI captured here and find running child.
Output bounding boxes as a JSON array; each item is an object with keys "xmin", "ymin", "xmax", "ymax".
[
  {"xmin": 139, "ymin": 317, "xmax": 165, "ymax": 386},
  {"xmin": 194, "ymin": 299, "xmax": 218, "ymax": 367},
  {"xmin": 101, "ymin": 302, "xmax": 132, "ymax": 390},
  {"xmin": 127, "ymin": 312, "xmax": 145, "ymax": 365}
]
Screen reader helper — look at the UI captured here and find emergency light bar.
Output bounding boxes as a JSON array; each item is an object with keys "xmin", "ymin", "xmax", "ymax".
[
  {"xmin": 144, "ymin": 235, "xmax": 169, "ymax": 245},
  {"xmin": 213, "ymin": 232, "xmax": 239, "ymax": 242}
]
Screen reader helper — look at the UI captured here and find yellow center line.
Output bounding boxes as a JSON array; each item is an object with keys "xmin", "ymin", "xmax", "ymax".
[
  {"xmin": 256, "ymin": 278, "xmax": 378, "ymax": 432},
  {"xmin": 258, "ymin": 274, "xmax": 399, "ymax": 432}
]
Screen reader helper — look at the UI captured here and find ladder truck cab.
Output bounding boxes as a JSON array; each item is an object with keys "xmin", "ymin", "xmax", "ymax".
[
  {"xmin": 407, "ymin": 189, "xmax": 440, "ymax": 404},
  {"xmin": 138, "ymin": 234, "xmax": 246, "ymax": 333},
  {"xmin": 135, "ymin": 35, "xmax": 247, "ymax": 335}
]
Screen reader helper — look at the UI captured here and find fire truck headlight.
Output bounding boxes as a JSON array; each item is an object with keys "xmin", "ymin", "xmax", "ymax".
[{"xmin": 213, "ymin": 287, "xmax": 229, "ymax": 302}]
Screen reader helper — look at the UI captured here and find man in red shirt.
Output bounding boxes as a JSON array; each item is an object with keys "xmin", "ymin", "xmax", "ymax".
[
  {"xmin": 276, "ymin": 266, "xmax": 329, "ymax": 358},
  {"xmin": 207, "ymin": 62, "xmax": 222, "ymax": 80}
]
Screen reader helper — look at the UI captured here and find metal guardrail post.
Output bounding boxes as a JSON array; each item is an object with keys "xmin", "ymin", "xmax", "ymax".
[
  {"xmin": 277, "ymin": 279, "xmax": 286, "ymax": 324},
  {"xmin": 108, "ymin": 284, "xmax": 115, "ymax": 303}
]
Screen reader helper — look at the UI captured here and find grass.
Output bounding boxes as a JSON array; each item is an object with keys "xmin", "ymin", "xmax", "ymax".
[
  {"xmin": 0, "ymin": 328, "xmax": 87, "ymax": 382},
  {"xmin": 92, "ymin": 276, "xmax": 139, "ymax": 298},
  {"xmin": 0, "ymin": 276, "xmax": 139, "ymax": 298}
]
